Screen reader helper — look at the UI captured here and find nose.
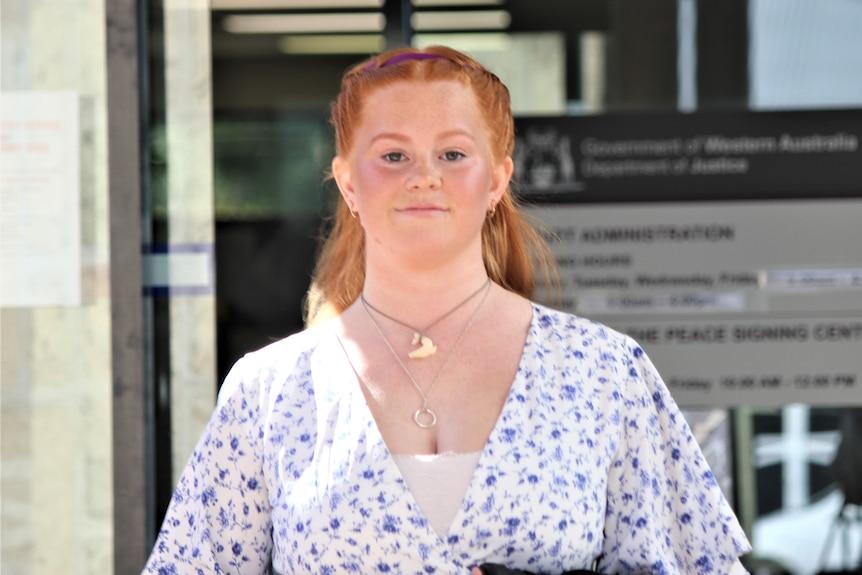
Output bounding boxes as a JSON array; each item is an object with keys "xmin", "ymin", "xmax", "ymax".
[{"xmin": 407, "ymin": 158, "xmax": 441, "ymax": 190}]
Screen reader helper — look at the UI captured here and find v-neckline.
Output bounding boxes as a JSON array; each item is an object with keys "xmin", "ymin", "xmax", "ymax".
[{"xmin": 331, "ymin": 304, "xmax": 538, "ymax": 546}]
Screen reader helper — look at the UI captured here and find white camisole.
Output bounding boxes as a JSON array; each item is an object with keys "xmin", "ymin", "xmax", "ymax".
[{"xmin": 391, "ymin": 451, "xmax": 483, "ymax": 539}]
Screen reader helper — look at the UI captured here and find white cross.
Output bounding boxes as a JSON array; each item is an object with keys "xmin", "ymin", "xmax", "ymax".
[{"xmin": 753, "ymin": 404, "xmax": 840, "ymax": 509}]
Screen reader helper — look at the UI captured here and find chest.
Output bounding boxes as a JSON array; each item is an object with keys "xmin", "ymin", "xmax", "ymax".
[
  {"xmin": 358, "ymin": 316, "xmax": 528, "ymax": 455},
  {"xmin": 338, "ymin": 290, "xmax": 537, "ymax": 456}
]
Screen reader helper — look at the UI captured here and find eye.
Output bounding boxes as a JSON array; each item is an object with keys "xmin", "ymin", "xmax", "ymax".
[
  {"xmin": 383, "ymin": 151, "xmax": 406, "ymax": 162},
  {"xmin": 442, "ymin": 150, "xmax": 466, "ymax": 161}
]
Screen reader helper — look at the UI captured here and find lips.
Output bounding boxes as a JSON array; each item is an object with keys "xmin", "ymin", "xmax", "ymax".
[{"xmin": 397, "ymin": 203, "xmax": 448, "ymax": 215}]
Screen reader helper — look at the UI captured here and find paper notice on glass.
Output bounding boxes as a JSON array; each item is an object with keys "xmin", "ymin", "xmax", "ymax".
[{"xmin": 1, "ymin": 91, "xmax": 81, "ymax": 307}]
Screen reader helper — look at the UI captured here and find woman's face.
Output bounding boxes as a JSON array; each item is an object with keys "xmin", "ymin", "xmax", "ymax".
[{"xmin": 332, "ymin": 79, "xmax": 512, "ymax": 270}]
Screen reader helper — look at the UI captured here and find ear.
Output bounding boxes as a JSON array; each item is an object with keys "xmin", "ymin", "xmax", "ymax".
[
  {"xmin": 331, "ymin": 156, "xmax": 356, "ymax": 209},
  {"xmin": 489, "ymin": 156, "xmax": 514, "ymax": 205}
]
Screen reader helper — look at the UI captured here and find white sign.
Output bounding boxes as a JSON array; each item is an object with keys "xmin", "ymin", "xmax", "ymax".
[
  {"xmin": 1, "ymin": 92, "xmax": 81, "ymax": 307},
  {"xmin": 528, "ymin": 200, "xmax": 862, "ymax": 407}
]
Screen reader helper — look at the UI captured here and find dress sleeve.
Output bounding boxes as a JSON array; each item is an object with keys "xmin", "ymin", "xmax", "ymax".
[
  {"xmin": 142, "ymin": 356, "xmax": 274, "ymax": 575},
  {"xmin": 599, "ymin": 339, "xmax": 751, "ymax": 575}
]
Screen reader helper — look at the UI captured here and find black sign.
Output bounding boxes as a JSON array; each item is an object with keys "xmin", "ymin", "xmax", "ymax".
[{"xmin": 513, "ymin": 109, "xmax": 862, "ymax": 203}]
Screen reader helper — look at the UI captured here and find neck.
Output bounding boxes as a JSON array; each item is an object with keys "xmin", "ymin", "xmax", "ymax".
[{"xmin": 361, "ymin": 265, "xmax": 491, "ymax": 327}]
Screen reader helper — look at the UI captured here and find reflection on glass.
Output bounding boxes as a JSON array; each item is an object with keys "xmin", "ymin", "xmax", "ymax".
[{"xmin": 748, "ymin": 406, "xmax": 861, "ymax": 575}]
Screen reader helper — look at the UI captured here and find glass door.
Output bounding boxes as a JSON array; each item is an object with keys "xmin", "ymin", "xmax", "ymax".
[
  {"xmin": 1, "ymin": 0, "xmax": 218, "ymax": 572},
  {"xmin": 1, "ymin": 0, "xmax": 115, "ymax": 573}
]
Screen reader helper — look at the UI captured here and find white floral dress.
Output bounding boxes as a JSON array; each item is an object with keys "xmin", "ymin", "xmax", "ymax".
[{"xmin": 143, "ymin": 304, "xmax": 751, "ymax": 575}]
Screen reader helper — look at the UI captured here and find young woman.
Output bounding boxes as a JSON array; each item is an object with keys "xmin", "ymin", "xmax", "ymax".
[{"xmin": 143, "ymin": 46, "xmax": 751, "ymax": 575}]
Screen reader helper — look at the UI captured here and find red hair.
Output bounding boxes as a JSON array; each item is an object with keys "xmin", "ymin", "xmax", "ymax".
[{"xmin": 305, "ymin": 46, "xmax": 559, "ymax": 325}]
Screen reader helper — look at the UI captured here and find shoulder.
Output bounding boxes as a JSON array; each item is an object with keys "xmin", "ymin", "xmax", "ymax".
[
  {"xmin": 217, "ymin": 320, "xmax": 337, "ymax": 406},
  {"xmin": 243, "ymin": 320, "xmax": 334, "ymax": 366},
  {"xmin": 525, "ymin": 302, "xmax": 660, "ymax": 400},
  {"xmin": 529, "ymin": 302, "xmax": 637, "ymax": 354}
]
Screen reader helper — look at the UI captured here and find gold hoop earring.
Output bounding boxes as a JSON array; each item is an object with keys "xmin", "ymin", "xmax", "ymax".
[
  {"xmin": 486, "ymin": 203, "xmax": 496, "ymax": 219},
  {"xmin": 348, "ymin": 206, "xmax": 357, "ymax": 219}
]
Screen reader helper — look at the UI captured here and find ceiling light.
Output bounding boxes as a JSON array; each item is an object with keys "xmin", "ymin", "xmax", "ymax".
[
  {"xmin": 412, "ymin": 0, "xmax": 503, "ymax": 5},
  {"xmin": 279, "ymin": 34, "xmax": 385, "ymax": 54},
  {"xmin": 223, "ymin": 13, "xmax": 386, "ymax": 34},
  {"xmin": 411, "ymin": 10, "xmax": 510, "ymax": 31},
  {"xmin": 212, "ymin": 0, "xmax": 383, "ymax": 9}
]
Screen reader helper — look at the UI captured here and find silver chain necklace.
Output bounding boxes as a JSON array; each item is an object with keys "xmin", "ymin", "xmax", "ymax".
[
  {"xmin": 360, "ymin": 278, "xmax": 490, "ymax": 359},
  {"xmin": 360, "ymin": 279, "xmax": 491, "ymax": 429}
]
